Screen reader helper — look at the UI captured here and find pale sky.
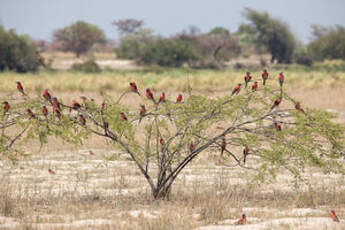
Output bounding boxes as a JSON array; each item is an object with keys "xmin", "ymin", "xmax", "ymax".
[{"xmin": 1, "ymin": 0, "xmax": 345, "ymax": 43}]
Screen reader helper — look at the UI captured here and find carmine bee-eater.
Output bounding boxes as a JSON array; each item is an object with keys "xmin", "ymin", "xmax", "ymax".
[
  {"xmin": 39, "ymin": 56, "xmax": 45, "ymax": 66},
  {"xmin": 129, "ymin": 82, "xmax": 140, "ymax": 95},
  {"xmin": 52, "ymin": 97, "xmax": 60, "ymax": 110},
  {"xmin": 279, "ymin": 72, "xmax": 284, "ymax": 88},
  {"xmin": 42, "ymin": 106, "xmax": 48, "ymax": 116},
  {"xmin": 271, "ymin": 96, "xmax": 282, "ymax": 110},
  {"xmin": 145, "ymin": 88, "xmax": 156, "ymax": 104},
  {"xmin": 220, "ymin": 138, "xmax": 226, "ymax": 157},
  {"xmin": 274, "ymin": 122, "xmax": 282, "ymax": 131},
  {"xmin": 330, "ymin": 210, "xmax": 340, "ymax": 222},
  {"xmin": 27, "ymin": 109, "xmax": 35, "ymax": 119},
  {"xmin": 120, "ymin": 112, "xmax": 128, "ymax": 121},
  {"xmin": 3, "ymin": 101, "xmax": 10, "ymax": 114},
  {"xmin": 16, "ymin": 81, "xmax": 25, "ymax": 95},
  {"xmin": 48, "ymin": 169, "xmax": 56, "ymax": 175},
  {"xmin": 160, "ymin": 138, "xmax": 165, "ymax": 145},
  {"xmin": 53, "ymin": 107, "xmax": 61, "ymax": 119},
  {"xmin": 89, "ymin": 150, "xmax": 95, "ymax": 156},
  {"xmin": 71, "ymin": 100, "xmax": 81, "ymax": 110},
  {"xmin": 232, "ymin": 83, "xmax": 242, "ymax": 96},
  {"xmin": 79, "ymin": 115, "xmax": 86, "ymax": 126},
  {"xmin": 158, "ymin": 92, "xmax": 166, "ymax": 104},
  {"xmin": 43, "ymin": 89, "xmax": 51, "ymax": 101},
  {"xmin": 252, "ymin": 81, "xmax": 258, "ymax": 92},
  {"xmin": 244, "ymin": 72, "xmax": 252, "ymax": 88},
  {"xmin": 176, "ymin": 94, "xmax": 183, "ymax": 103},
  {"xmin": 189, "ymin": 142, "xmax": 195, "ymax": 152},
  {"xmin": 235, "ymin": 214, "xmax": 247, "ymax": 225},
  {"xmin": 139, "ymin": 105, "xmax": 146, "ymax": 123},
  {"xmin": 262, "ymin": 69, "xmax": 269, "ymax": 85},
  {"xmin": 80, "ymin": 96, "xmax": 87, "ymax": 102},
  {"xmin": 243, "ymin": 145, "xmax": 249, "ymax": 164},
  {"xmin": 295, "ymin": 102, "xmax": 305, "ymax": 113}
]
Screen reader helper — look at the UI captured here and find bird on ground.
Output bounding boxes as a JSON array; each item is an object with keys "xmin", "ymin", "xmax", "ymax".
[
  {"xmin": 235, "ymin": 214, "xmax": 247, "ymax": 225},
  {"xmin": 244, "ymin": 72, "xmax": 252, "ymax": 88},
  {"xmin": 129, "ymin": 82, "xmax": 140, "ymax": 95},
  {"xmin": 48, "ymin": 169, "xmax": 56, "ymax": 175},
  {"xmin": 330, "ymin": 210, "xmax": 340, "ymax": 222},
  {"xmin": 176, "ymin": 94, "xmax": 183, "ymax": 103},
  {"xmin": 271, "ymin": 97, "xmax": 282, "ymax": 110},
  {"xmin": 16, "ymin": 81, "xmax": 25, "ymax": 95},
  {"xmin": 232, "ymin": 83, "xmax": 242, "ymax": 96},
  {"xmin": 262, "ymin": 69, "xmax": 269, "ymax": 85},
  {"xmin": 252, "ymin": 81, "xmax": 258, "ymax": 92}
]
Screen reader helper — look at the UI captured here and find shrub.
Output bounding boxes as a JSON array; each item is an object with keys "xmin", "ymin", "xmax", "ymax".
[
  {"xmin": 71, "ymin": 59, "xmax": 102, "ymax": 73},
  {"xmin": 293, "ymin": 48, "xmax": 313, "ymax": 66},
  {"xmin": 0, "ymin": 26, "xmax": 40, "ymax": 73},
  {"xmin": 307, "ymin": 26, "xmax": 345, "ymax": 61}
]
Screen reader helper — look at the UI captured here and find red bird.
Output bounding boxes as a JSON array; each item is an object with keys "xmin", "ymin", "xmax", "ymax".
[
  {"xmin": 3, "ymin": 101, "xmax": 10, "ymax": 113},
  {"xmin": 232, "ymin": 83, "xmax": 242, "ymax": 96},
  {"xmin": 252, "ymin": 81, "xmax": 258, "ymax": 92},
  {"xmin": 27, "ymin": 109, "xmax": 35, "ymax": 119},
  {"xmin": 39, "ymin": 56, "xmax": 45, "ymax": 66},
  {"xmin": 145, "ymin": 88, "xmax": 156, "ymax": 103},
  {"xmin": 220, "ymin": 138, "xmax": 226, "ymax": 157},
  {"xmin": 42, "ymin": 106, "xmax": 48, "ymax": 116},
  {"xmin": 158, "ymin": 92, "xmax": 166, "ymax": 104},
  {"xmin": 71, "ymin": 100, "xmax": 81, "ymax": 110},
  {"xmin": 16, "ymin": 81, "xmax": 25, "ymax": 95},
  {"xmin": 79, "ymin": 115, "xmax": 86, "ymax": 125},
  {"xmin": 53, "ymin": 107, "xmax": 61, "ymax": 119},
  {"xmin": 244, "ymin": 72, "xmax": 252, "ymax": 88},
  {"xmin": 139, "ymin": 105, "xmax": 146, "ymax": 123},
  {"xmin": 89, "ymin": 150, "xmax": 95, "ymax": 156},
  {"xmin": 295, "ymin": 102, "xmax": 305, "ymax": 113},
  {"xmin": 262, "ymin": 69, "xmax": 269, "ymax": 85},
  {"xmin": 80, "ymin": 96, "xmax": 87, "ymax": 102},
  {"xmin": 120, "ymin": 112, "xmax": 128, "ymax": 121},
  {"xmin": 129, "ymin": 82, "xmax": 140, "ymax": 95},
  {"xmin": 274, "ymin": 122, "xmax": 282, "ymax": 131},
  {"xmin": 189, "ymin": 142, "xmax": 195, "ymax": 152},
  {"xmin": 235, "ymin": 214, "xmax": 247, "ymax": 225},
  {"xmin": 243, "ymin": 146, "xmax": 249, "ymax": 164},
  {"xmin": 48, "ymin": 169, "xmax": 56, "ymax": 175},
  {"xmin": 271, "ymin": 97, "xmax": 282, "ymax": 110},
  {"xmin": 176, "ymin": 94, "xmax": 183, "ymax": 103},
  {"xmin": 52, "ymin": 97, "xmax": 60, "ymax": 110},
  {"xmin": 160, "ymin": 138, "xmax": 165, "ymax": 145},
  {"xmin": 43, "ymin": 89, "xmax": 51, "ymax": 101},
  {"xmin": 279, "ymin": 72, "xmax": 284, "ymax": 88},
  {"xmin": 330, "ymin": 210, "xmax": 340, "ymax": 222}
]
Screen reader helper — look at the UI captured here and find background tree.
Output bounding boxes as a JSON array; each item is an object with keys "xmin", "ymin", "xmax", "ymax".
[
  {"xmin": 0, "ymin": 26, "xmax": 40, "ymax": 73},
  {"xmin": 112, "ymin": 18, "xmax": 145, "ymax": 37},
  {"xmin": 53, "ymin": 21, "xmax": 106, "ymax": 58},
  {"xmin": 307, "ymin": 25, "xmax": 345, "ymax": 61},
  {"xmin": 243, "ymin": 8, "xmax": 297, "ymax": 63},
  {"xmin": 1, "ymin": 76, "xmax": 344, "ymax": 199}
]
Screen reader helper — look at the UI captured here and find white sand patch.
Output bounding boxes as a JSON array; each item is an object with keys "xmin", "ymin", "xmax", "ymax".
[{"xmin": 128, "ymin": 210, "xmax": 159, "ymax": 219}]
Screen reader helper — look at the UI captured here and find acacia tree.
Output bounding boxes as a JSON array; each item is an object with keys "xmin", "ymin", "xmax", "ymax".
[
  {"xmin": 53, "ymin": 21, "xmax": 106, "ymax": 58},
  {"xmin": 1, "ymin": 76, "xmax": 344, "ymax": 199}
]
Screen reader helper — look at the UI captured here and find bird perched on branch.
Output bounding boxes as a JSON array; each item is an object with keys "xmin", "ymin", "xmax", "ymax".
[
  {"xmin": 243, "ymin": 146, "xmax": 249, "ymax": 164},
  {"xmin": 16, "ymin": 81, "xmax": 26, "ymax": 95},
  {"xmin": 274, "ymin": 122, "xmax": 282, "ymax": 131},
  {"xmin": 42, "ymin": 106, "xmax": 48, "ymax": 116},
  {"xmin": 158, "ymin": 92, "xmax": 166, "ymax": 104},
  {"xmin": 53, "ymin": 107, "xmax": 61, "ymax": 119},
  {"xmin": 235, "ymin": 214, "xmax": 247, "ymax": 225},
  {"xmin": 145, "ymin": 88, "xmax": 156, "ymax": 104},
  {"xmin": 130, "ymin": 82, "xmax": 140, "ymax": 95},
  {"xmin": 3, "ymin": 101, "xmax": 10, "ymax": 114},
  {"xmin": 176, "ymin": 94, "xmax": 183, "ymax": 103},
  {"xmin": 262, "ymin": 69, "xmax": 269, "ymax": 85},
  {"xmin": 244, "ymin": 72, "xmax": 252, "ymax": 88},
  {"xmin": 220, "ymin": 138, "xmax": 226, "ymax": 157},
  {"xmin": 71, "ymin": 100, "xmax": 81, "ymax": 110},
  {"xmin": 271, "ymin": 97, "xmax": 282, "ymax": 110},
  {"xmin": 279, "ymin": 72, "xmax": 284, "ymax": 88},
  {"xmin": 232, "ymin": 83, "xmax": 242, "ymax": 96},
  {"xmin": 189, "ymin": 142, "xmax": 195, "ymax": 152},
  {"xmin": 43, "ymin": 89, "xmax": 52, "ymax": 102},
  {"xmin": 52, "ymin": 97, "xmax": 60, "ymax": 110},
  {"xmin": 120, "ymin": 112, "xmax": 128, "ymax": 121},
  {"xmin": 295, "ymin": 102, "xmax": 305, "ymax": 113},
  {"xmin": 330, "ymin": 210, "xmax": 340, "ymax": 222},
  {"xmin": 48, "ymin": 169, "xmax": 56, "ymax": 175},
  {"xmin": 27, "ymin": 109, "xmax": 36, "ymax": 119},
  {"xmin": 79, "ymin": 115, "xmax": 86, "ymax": 126},
  {"xmin": 139, "ymin": 105, "xmax": 146, "ymax": 123}
]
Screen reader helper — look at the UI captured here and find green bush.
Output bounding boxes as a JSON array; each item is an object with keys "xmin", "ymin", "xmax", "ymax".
[
  {"xmin": 71, "ymin": 59, "xmax": 102, "ymax": 73},
  {"xmin": 307, "ymin": 26, "xmax": 345, "ymax": 61},
  {"xmin": 293, "ymin": 48, "xmax": 313, "ymax": 66},
  {"xmin": 0, "ymin": 26, "xmax": 40, "ymax": 73},
  {"xmin": 138, "ymin": 39, "xmax": 195, "ymax": 67}
]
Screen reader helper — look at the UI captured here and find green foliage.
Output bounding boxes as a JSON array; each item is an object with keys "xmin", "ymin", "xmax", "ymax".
[
  {"xmin": 0, "ymin": 26, "xmax": 40, "ymax": 73},
  {"xmin": 244, "ymin": 8, "xmax": 297, "ymax": 63},
  {"xmin": 53, "ymin": 21, "xmax": 106, "ymax": 58},
  {"xmin": 293, "ymin": 48, "xmax": 313, "ymax": 66},
  {"xmin": 208, "ymin": 27, "xmax": 230, "ymax": 35},
  {"xmin": 138, "ymin": 39, "xmax": 196, "ymax": 67},
  {"xmin": 307, "ymin": 26, "xmax": 345, "ymax": 61},
  {"xmin": 71, "ymin": 59, "xmax": 102, "ymax": 73}
]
